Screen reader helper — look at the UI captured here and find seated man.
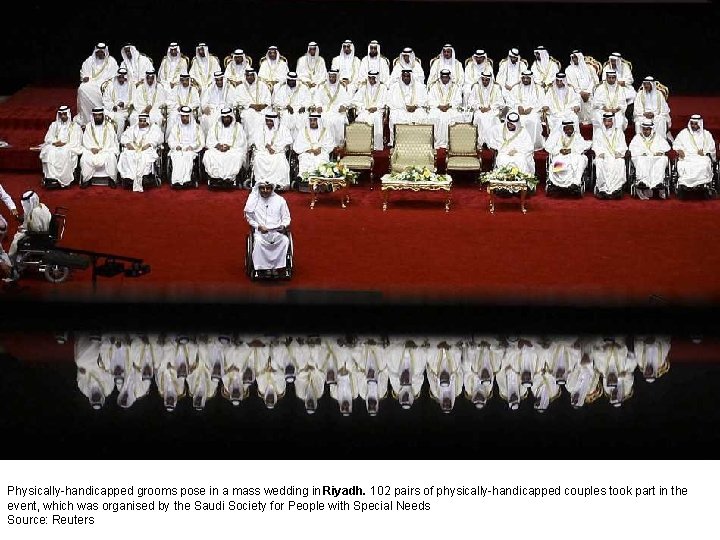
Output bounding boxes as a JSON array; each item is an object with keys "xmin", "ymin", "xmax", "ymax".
[
  {"xmin": 224, "ymin": 49, "xmax": 251, "ymax": 87},
  {"xmin": 296, "ymin": 42, "xmax": 327, "ymax": 89},
  {"xmin": 272, "ymin": 72, "xmax": 311, "ymax": 139},
  {"xmin": 496, "ymin": 48, "xmax": 528, "ymax": 99},
  {"xmin": 118, "ymin": 43, "xmax": 154, "ymax": 84},
  {"xmin": 189, "ymin": 43, "xmax": 221, "ymax": 89},
  {"xmin": 352, "ymin": 70, "xmax": 388, "ymax": 151},
  {"xmin": 359, "ymin": 41, "xmax": 390, "ymax": 85},
  {"xmin": 592, "ymin": 70, "xmax": 629, "ymax": 131},
  {"xmin": 167, "ymin": 106, "xmax": 204, "ymax": 189},
  {"xmin": 200, "ymin": 70, "xmax": 236, "ymax": 134},
  {"xmin": 387, "ymin": 69, "xmax": 429, "ymax": 146},
  {"xmin": 508, "ymin": 69, "xmax": 544, "ymax": 150},
  {"xmin": 129, "ymin": 69, "xmax": 167, "ymax": 128},
  {"xmin": 488, "ymin": 112, "xmax": 535, "ymax": 175},
  {"xmin": 311, "ymin": 69, "xmax": 350, "ymax": 149},
  {"xmin": 427, "ymin": 44, "xmax": 464, "ymax": 86},
  {"xmin": 390, "ymin": 47, "xmax": 424, "ymax": 86},
  {"xmin": 102, "ymin": 67, "xmax": 133, "ymax": 140},
  {"xmin": 7, "ymin": 191, "xmax": 52, "ymax": 267},
  {"xmin": 427, "ymin": 69, "xmax": 463, "ymax": 150},
  {"xmin": 629, "ymin": 120, "xmax": 670, "ymax": 199},
  {"xmin": 251, "ymin": 112, "xmax": 293, "ymax": 191},
  {"xmin": 565, "ymin": 50, "xmax": 598, "ymax": 126},
  {"xmin": 468, "ymin": 71, "xmax": 504, "ymax": 148},
  {"xmin": 235, "ymin": 68, "xmax": 272, "ymax": 143},
  {"xmin": 602, "ymin": 52, "xmax": 635, "ymax": 106},
  {"xmin": 258, "ymin": 46, "xmax": 289, "ymax": 88},
  {"xmin": 633, "ymin": 77, "xmax": 670, "ymax": 139},
  {"xmin": 203, "ymin": 108, "xmax": 247, "ymax": 187},
  {"xmin": 293, "ymin": 113, "xmax": 335, "ymax": 179},
  {"xmin": 463, "ymin": 49, "xmax": 492, "ymax": 96},
  {"xmin": 541, "ymin": 72, "xmax": 580, "ymax": 135},
  {"xmin": 531, "ymin": 46, "xmax": 558, "ymax": 89},
  {"xmin": 165, "ymin": 73, "xmax": 200, "ymax": 134},
  {"xmin": 331, "ymin": 40, "xmax": 362, "ymax": 94},
  {"xmin": 244, "ymin": 180, "xmax": 291, "ymax": 278},
  {"xmin": 158, "ymin": 43, "xmax": 188, "ymax": 90},
  {"xmin": 80, "ymin": 107, "xmax": 119, "ymax": 188},
  {"xmin": 77, "ymin": 43, "xmax": 119, "ymax": 126},
  {"xmin": 39, "ymin": 105, "xmax": 83, "ymax": 188},
  {"xmin": 673, "ymin": 114, "xmax": 717, "ymax": 196},
  {"xmin": 117, "ymin": 113, "xmax": 164, "ymax": 192},
  {"xmin": 591, "ymin": 112, "xmax": 628, "ymax": 199},
  {"xmin": 544, "ymin": 118, "xmax": 591, "ymax": 195}
]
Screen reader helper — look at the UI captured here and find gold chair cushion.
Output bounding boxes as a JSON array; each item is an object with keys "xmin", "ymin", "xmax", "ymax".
[
  {"xmin": 340, "ymin": 155, "xmax": 373, "ymax": 170},
  {"xmin": 446, "ymin": 156, "xmax": 481, "ymax": 170}
]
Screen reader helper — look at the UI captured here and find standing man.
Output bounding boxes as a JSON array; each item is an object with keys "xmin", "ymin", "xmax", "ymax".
[
  {"xmin": 331, "ymin": 40, "xmax": 362, "ymax": 94},
  {"xmin": 359, "ymin": 41, "xmax": 390, "ymax": 85},
  {"xmin": 273, "ymin": 72, "xmax": 312, "ymax": 139},
  {"xmin": 312, "ymin": 69, "xmax": 350, "ymax": 149},
  {"xmin": 158, "ymin": 43, "xmax": 189, "ymax": 90},
  {"xmin": 77, "ymin": 43, "xmax": 119, "ymax": 126},
  {"xmin": 427, "ymin": 44, "xmax": 464, "ymax": 86},
  {"xmin": 296, "ymin": 42, "xmax": 327, "ymax": 89},
  {"xmin": 102, "ymin": 68, "xmax": 133, "ymax": 141},
  {"xmin": 190, "ymin": 43, "xmax": 221, "ymax": 89},
  {"xmin": 566, "ymin": 51, "xmax": 598, "ymax": 126},
  {"xmin": 258, "ymin": 46, "xmax": 289, "ymax": 89},
  {"xmin": 468, "ymin": 71, "xmax": 505, "ymax": 148}
]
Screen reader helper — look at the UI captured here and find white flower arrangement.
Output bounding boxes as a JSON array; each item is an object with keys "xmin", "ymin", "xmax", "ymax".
[
  {"xmin": 302, "ymin": 161, "xmax": 359, "ymax": 183},
  {"xmin": 393, "ymin": 166, "xmax": 450, "ymax": 183}
]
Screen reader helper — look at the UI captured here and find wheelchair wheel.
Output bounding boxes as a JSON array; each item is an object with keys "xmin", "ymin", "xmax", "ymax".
[
  {"xmin": 44, "ymin": 264, "xmax": 70, "ymax": 284},
  {"xmin": 245, "ymin": 235, "xmax": 256, "ymax": 280}
]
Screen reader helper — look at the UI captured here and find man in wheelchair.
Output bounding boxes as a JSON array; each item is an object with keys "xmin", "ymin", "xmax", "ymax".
[
  {"xmin": 5, "ymin": 190, "xmax": 51, "ymax": 281},
  {"xmin": 244, "ymin": 179, "xmax": 292, "ymax": 279},
  {"xmin": 629, "ymin": 119, "xmax": 671, "ymax": 199},
  {"xmin": 673, "ymin": 114, "xmax": 717, "ymax": 199},
  {"xmin": 544, "ymin": 118, "xmax": 591, "ymax": 196}
]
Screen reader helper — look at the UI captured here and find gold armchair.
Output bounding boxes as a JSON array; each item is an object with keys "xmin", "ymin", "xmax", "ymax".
[
  {"xmin": 390, "ymin": 124, "xmax": 436, "ymax": 174},
  {"xmin": 446, "ymin": 123, "xmax": 481, "ymax": 174},
  {"xmin": 339, "ymin": 122, "xmax": 375, "ymax": 186}
]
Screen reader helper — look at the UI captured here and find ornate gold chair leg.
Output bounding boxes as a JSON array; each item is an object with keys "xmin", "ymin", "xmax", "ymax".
[
  {"xmin": 445, "ymin": 193, "xmax": 451, "ymax": 212},
  {"xmin": 382, "ymin": 190, "xmax": 388, "ymax": 211},
  {"xmin": 310, "ymin": 186, "xmax": 317, "ymax": 210},
  {"xmin": 521, "ymin": 189, "xmax": 527, "ymax": 214}
]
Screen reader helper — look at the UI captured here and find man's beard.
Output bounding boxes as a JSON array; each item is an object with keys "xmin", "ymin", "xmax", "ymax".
[{"xmin": 94, "ymin": 119, "xmax": 104, "ymax": 126}]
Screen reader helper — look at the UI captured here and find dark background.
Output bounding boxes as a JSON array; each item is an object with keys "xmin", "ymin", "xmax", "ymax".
[{"xmin": 2, "ymin": 1, "xmax": 718, "ymax": 95}]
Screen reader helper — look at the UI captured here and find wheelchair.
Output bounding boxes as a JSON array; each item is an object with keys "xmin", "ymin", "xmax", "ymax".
[
  {"xmin": 165, "ymin": 146, "xmax": 204, "ymax": 189},
  {"xmin": 14, "ymin": 207, "xmax": 90, "ymax": 283},
  {"xmin": 545, "ymin": 151, "xmax": 593, "ymax": 197},
  {"xmin": 591, "ymin": 151, "xmax": 631, "ymax": 199},
  {"xmin": 627, "ymin": 153, "xmax": 674, "ymax": 199},
  {"xmin": 244, "ymin": 144, "xmax": 299, "ymax": 191},
  {"xmin": 673, "ymin": 153, "xmax": 719, "ymax": 199},
  {"xmin": 245, "ymin": 227, "xmax": 294, "ymax": 281}
]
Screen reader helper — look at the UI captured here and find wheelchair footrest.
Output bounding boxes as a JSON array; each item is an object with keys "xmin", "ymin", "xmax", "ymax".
[{"xmin": 43, "ymin": 251, "xmax": 91, "ymax": 270}]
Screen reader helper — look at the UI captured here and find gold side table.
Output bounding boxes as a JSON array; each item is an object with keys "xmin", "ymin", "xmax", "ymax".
[
  {"xmin": 380, "ymin": 174, "xmax": 453, "ymax": 212},
  {"xmin": 307, "ymin": 177, "xmax": 351, "ymax": 209},
  {"xmin": 485, "ymin": 180, "xmax": 528, "ymax": 214}
]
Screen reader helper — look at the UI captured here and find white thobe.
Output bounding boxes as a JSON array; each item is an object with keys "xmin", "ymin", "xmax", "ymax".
[
  {"xmin": 427, "ymin": 82, "xmax": 463, "ymax": 149},
  {"xmin": 130, "ymin": 82, "xmax": 167, "ymax": 127},
  {"xmin": 463, "ymin": 59, "xmax": 493, "ymax": 97},
  {"xmin": 531, "ymin": 59, "xmax": 558, "ymax": 88},
  {"xmin": 489, "ymin": 125, "xmax": 535, "ymax": 174},
  {"xmin": 119, "ymin": 51, "xmax": 153, "ymax": 85},
  {"xmin": 258, "ymin": 58, "xmax": 289, "ymax": 88},
  {"xmin": 199, "ymin": 82, "xmax": 236, "ymax": 133},
  {"xmin": 312, "ymin": 82, "xmax": 351, "ymax": 148},
  {"xmin": 224, "ymin": 59, "xmax": 251, "ymax": 86},
  {"xmin": 503, "ymin": 341, "xmax": 542, "ymax": 388},
  {"xmin": 187, "ymin": 361, "xmax": 215, "ymax": 409},
  {"xmin": 541, "ymin": 85, "xmax": 581, "ymax": 134},
  {"xmin": 9, "ymin": 203, "xmax": 52, "ymax": 257},
  {"xmin": 102, "ymin": 80, "xmax": 133, "ymax": 139},
  {"xmin": 592, "ymin": 82, "xmax": 629, "ymax": 130},
  {"xmin": 359, "ymin": 55, "xmax": 391, "ymax": 84},
  {"xmin": 244, "ymin": 192, "xmax": 291, "ymax": 270},
  {"xmin": 190, "ymin": 55, "xmax": 221, "ymax": 89},
  {"xmin": 591, "ymin": 127, "xmax": 627, "ymax": 194},
  {"xmin": 75, "ymin": 336, "xmax": 114, "ymax": 408},
  {"xmin": 462, "ymin": 339, "xmax": 504, "ymax": 407},
  {"xmin": 497, "ymin": 366, "xmax": 527, "ymax": 409},
  {"xmin": 427, "ymin": 58, "xmax": 465, "ymax": 86},
  {"xmin": 633, "ymin": 89, "xmax": 670, "ymax": 136},
  {"xmin": 673, "ymin": 128, "xmax": 716, "ymax": 188},
  {"xmin": 255, "ymin": 359, "xmax": 287, "ymax": 408},
  {"xmin": 389, "ymin": 59, "xmax": 424, "ymax": 86},
  {"xmin": 427, "ymin": 345, "xmax": 463, "ymax": 412},
  {"xmin": 565, "ymin": 362, "xmax": 600, "ymax": 408},
  {"xmin": 296, "ymin": 54, "xmax": 328, "ymax": 87},
  {"xmin": 468, "ymin": 82, "xmax": 505, "ymax": 146},
  {"xmin": 78, "ymin": 55, "xmax": 119, "ymax": 125},
  {"xmin": 39, "ymin": 120, "xmax": 82, "ymax": 186},
  {"xmin": 355, "ymin": 340, "xmax": 390, "ymax": 413},
  {"xmin": 388, "ymin": 343, "xmax": 428, "ymax": 407},
  {"xmin": 496, "ymin": 59, "xmax": 527, "ymax": 98},
  {"xmin": 544, "ymin": 131, "xmax": 590, "ymax": 188},
  {"xmin": 531, "ymin": 372, "xmax": 560, "ymax": 412},
  {"xmin": 158, "ymin": 55, "xmax": 189, "ymax": 90},
  {"xmin": 331, "ymin": 54, "xmax": 362, "ymax": 93},
  {"xmin": 293, "ymin": 126, "xmax": 335, "ymax": 177},
  {"xmin": 80, "ymin": 121, "xmax": 118, "ymax": 182},
  {"xmin": 272, "ymin": 83, "xmax": 312, "ymax": 138},
  {"xmin": 235, "ymin": 82, "xmax": 272, "ymax": 142},
  {"xmin": 634, "ymin": 336, "xmax": 671, "ymax": 382},
  {"xmin": 591, "ymin": 340, "xmax": 636, "ymax": 390},
  {"xmin": 252, "ymin": 126, "xmax": 293, "ymax": 188},
  {"xmin": 166, "ymin": 85, "xmax": 201, "ymax": 132},
  {"xmin": 388, "ymin": 82, "xmax": 429, "ymax": 145},
  {"xmin": 566, "ymin": 62, "xmax": 598, "ymax": 124},
  {"xmin": 544, "ymin": 338, "xmax": 581, "ymax": 383},
  {"xmin": 629, "ymin": 133, "xmax": 670, "ymax": 192},
  {"xmin": 117, "ymin": 124, "xmax": 164, "ymax": 192},
  {"xmin": 508, "ymin": 82, "xmax": 545, "ymax": 149},
  {"xmin": 0, "ymin": 183, "xmax": 15, "ymax": 212},
  {"xmin": 116, "ymin": 366, "xmax": 151, "ymax": 409},
  {"xmin": 352, "ymin": 82, "xmax": 388, "ymax": 150},
  {"xmin": 602, "ymin": 62, "xmax": 635, "ymax": 104},
  {"xmin": 167, "ymin": 122, "xmax": 204, "ymax": 185},
  {"xmin": 203, "ymin": 122, "xmax": 247, "ymax": 181},
  {"xmin": 329, "ymin": 362, "xmax": 361, "ymax": 415}
]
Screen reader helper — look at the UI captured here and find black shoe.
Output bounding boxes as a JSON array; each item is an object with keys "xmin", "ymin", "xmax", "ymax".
[{"xmin": 80, "ymin": 180, "xmax": 91, "ymax": 189}]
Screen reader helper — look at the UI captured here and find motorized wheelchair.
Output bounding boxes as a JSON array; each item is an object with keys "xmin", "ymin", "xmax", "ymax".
[
  {"xmin": 245, "ymin": 226, "xmax": 294, "ymax": 281},
  {"xmin": 545, "ymin": 150, "xmax": 594, "ymax": 197}
]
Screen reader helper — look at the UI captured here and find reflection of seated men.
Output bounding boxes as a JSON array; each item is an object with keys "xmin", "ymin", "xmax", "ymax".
[
  {"xmin": 462, "ymin": 337, "xmax": 504, "ymax": 409},
  {"xmin": 427, "ymin": 341, "xmax": 463, "ymax": 413},
  {"xmin": 387, "ymin": 338, "xmax": 427, "ymax": 409},
  {"xmin": 544, "ymin": 118, "xmax": 590, "ymax": 194},
  {"xmin": 673, "ymin": 114, "xmax": 716, "ymax": 195},
  {"xmin": 634, "ymin": 335, "xmax": 670, "ymax": 383},
  {"xmin": 489, "ymin": 112, "xmax": 535, "ymax": 174},
  {"xmin": 251, "ymin": 113, "xmax": 292, "ymax": 190},
  {"xmin": 75, "ymin": 334, "xmax": 115, "ymax": 409},
  {"xmin": 293, "ymin": 113, "xmax": 335, "ymax": 179},
  {"xmin": 244, "ymin": 180, "xmax": 291, "ymax": 277},
  {"xmin": 629, "ymin": 120, "xmax": 670, "ymax": 199},
  {"xmin": 590, "ymin": 336, "xmax": 636, "ymax": 406}
]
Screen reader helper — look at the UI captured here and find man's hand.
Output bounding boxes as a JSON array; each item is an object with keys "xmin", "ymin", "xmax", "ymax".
[
  {"xmin": 313, "ymin": 148, "xmax": 322, "ymax": 155},
  {"xmin": 126, "ymin": 143, "xmax": 135, "ymax": 150},
  {"xmin": 480, "ymin": 106, "xmax": 490, "ymax": 113},
  {"xmin": 142, "ymin": 144, "xmax": 151, "ymax": 151},
  {"xmin": 258, "ymin": 225, "xmax": 269, "ymax": 233},
  {"xmin": 644, "ymin": 112, "xmax": 654, "ymax": 118},
  {"xmin": 91, "ymin": 148, "xmax": 100, "ymax": 154},
  {"xmin": 266, "ymin": 144, "xmax": 275, "ymax": 154},
  {"xmin": 518, "ymin": 106, "xmax": 526, "ymax": 115},
  {"xmin": 298, "ymin": 107, "xmax": 306, "ymax": 114},
  {"xmin": 368, "ymin": 106, "xmax": 377, "ymax": 113},
  {"xmin": 117, "ymin": 101, "xmax": 125, "ymax": 109},
  {"xmin": 53, "ymin": 141, "xmax": 66, "ymax": 147},
  {"xmin": 560, "ymin": 148, "xmax": 571, "ymax": 155},
  {"xmin": 615, "ymin": 152, "xmax": 624, "ymax": 159},
  {"xmin": 82, "ymin": 77, "xmax": 90, "ymax": 83},
  {"xmin": 573, "ymin": 106, "xmax": 580, "ymax": 113},
  {"xmin": 677, "ymin": 149, "xmax": 685, "ymax": 159},
  {"xmin": 541, "ymin": 106, "xmax": 550, "ymax": 113},
  {"xmin": 619, "ymin": 81, "xmax": 626, "ymax": 87},
  {"xmin": 287, "ymin": 106, "xmax": 294, "ymax": 114},
  {"xmin": 338, "ymin": 106, "xmax": 347, "ymax": 113},
  {"xmin": 698, "ymin": 150, "xmax": 705, "ymax": 156},
  {"xmin": 654, "ymin": 152, "xmax": 665, "ymax": 157},
  {"xmin": 143, "ymin": 106, "xmax": 151, "ymax": 114},
  {"xmin": 11, "ymin": 209, "xmax": 19, "ymax": 219},
  {"xmin": 315, "ymin": 106, "xmax": 323, "ymax": 113},
  {"xmin": 598, "ymin": 153, "xmax": 605, "ymax": 159},
  {"xmin": 508, "ymin": 149, "xmax": 517, "ymax": 156},
  {"xmin": 175, "ymin": 146, "xmax": 182, "ymax": 151},
  {"xmin": 203, "ymin": 107, "xmax": 211, "ymax": 115},
  {"xmin": 406, "ymin": 105, "xmax": 417, "ymax": 113}
]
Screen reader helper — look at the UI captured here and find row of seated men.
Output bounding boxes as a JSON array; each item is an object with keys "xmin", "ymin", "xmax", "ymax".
[
  {"xmin": 76, "ymin": 42, "xmax": 668, "ymax": 152},
  {"xmin": 40, "ymin": 99, "xmax": 717, "ymax": 200},
  {"xmin": 75, "ymin": 333, "xmax": 669, "ymax": 415}
]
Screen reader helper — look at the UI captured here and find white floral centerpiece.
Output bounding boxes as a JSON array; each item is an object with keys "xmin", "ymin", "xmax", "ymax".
[
  {"xmin": 302, "ymin": 161, "xmax": 359, "ymax": 184},
  {"xmin": 392, "ymin": 166, "xmax": 451, "ymax": 183},
  {"xmin": 479, "ymin": 165, "xmax": 539, "ymax": 193}
]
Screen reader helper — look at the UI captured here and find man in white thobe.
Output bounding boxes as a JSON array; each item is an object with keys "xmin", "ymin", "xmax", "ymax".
[
  {"xmin": 508, "ymin": 70, "xmax": 544, "ymax": 150},
  {"xmin": 39, "ymin": 105, "xmax": 82, "ymax": 188},
  {"xmin": 312, "ymin": 70, "xmax": 350, "ymax": 148},
  {"xmin": 5, "ymin": 190, "xmax": 51, "ymax": 281},
  {"xmin": 293, "ymin": 113, "xmax": 335, "ymax": 178},
  {"xmin": 200, "ymin": 70, "xmax": 236, "ymax": 134},
  {"xmin": 80, "ymin": 107, "xmax": 118, "ymax": 187},
  {"xmin": 251, "ymin": 113, "xmax": 293, "ymax": 190},
  {"xmin": 359, "ymin": 41, "xmax": 390, "ymax": 85},
  {"xmin": 296, "ymin": 42, "xmax": 327, "ymax": 89},
  {"xmin": 77, "ymin": 43, "xmax": 119, "ymax": 126},
  {"xmin": 129, "ymin": 69, "xmax": 167, "ymax": 128},
  {"xmin": 352, "ymin": 71, "xmax": 388, "ymax": 150},
  {"xmin": 541, "ymin": 72, "xmax": 581, "ymax": 135},
  {"xmin": 428, "ymin": 44, "xmax": 464, "ymax": 86},
  {"xmin": 119, "ymin": 43, "xmax": 153, "ymax": 84},
  {"xmin": 388, "ymin": 69, "xmax": 429, "ymax": 146},
  {"xmin": 427, "ymin": 69, "xmax": 463, "ymax": 149},
  {"xmin": 117, "ymin": 114, "xmax": 164, "ymax": 192},
  {"xmin": 674, "ymin": 114, "xmax": 717, "ymax": 193},
  {"xmin": 203, "ymin": 108, "xmax": 247, "ymax": 185},
  {"xmin": 189, "ymin": 43, "xmax": 221, "ymax": 89},
  {"xmin": 224, "ymin": 49, "xmax": 251, "ymax": 87},
  {"xmin": 244, "ymin": 180, "xmax": 291, "ymax": 276},
  {"xmin": 273, "ymin": 71, "xmax": 311, "ymax": 138},
  {"xmin": 258, "ymin": 46, "xmax": 289, "ymax": 89},
  {"xmin": 331, "ymin": 40, "xmax": 362, "ymax": 94},
  {"xmin": 544, "ymin": 118, "xmax": 590, "ymax": 195},
  {"xmin": 592, "ymin": 70, "xmax": 629, "ymax": 131},
  {"xmin": 235, "ymin": 68, "xmax": 272, "ymax": 143},
  {"xmin": 75, "ymin": 334, "xmax": 115, "ymax": 410},
  {"xmin": 468, "ymin": 71, "xmax": 505, "ymax": 148},
  {"xmin": 602, "ymin": 52, "xmax": 635, "ymax": 105},
  {"xmin": 633, "ymin": 76, "xmax": 670, "ymax": 138},
  {"xmin": 496, "ymin": 48, "xmax": 528, "ymax": 99},
  {"xmin": 390, "ymin": 47, "xmax": 425, "ymax": 86},
  {"xmin": 566, "ymin": 50, "xmax": 598, "ymax": 125},
  {"xmin": 591, "ymin": 112, "xmax": 628, "ymax": 198},
  {"xmin": 158, "ymin": 43, "xmax": 188, "ymax": 90},
  {"xmin": 102, "ymin": 68, "xmax": 132, "ymax": 140},
  {"xmin": 0, "ymin": 182, "xmax": 19, "ymax": 222},
  {"xmin": 168, "ymin": 107, "xmax": 204, "ymax": 188},
  {"xmin": 165, "ymin": 72, "xmax": 200, "ymax": 134},
  {"xmin": 531, "ymin": 46, "xmax": 558, "ymax": 89},
  {"xmin": 630, "ymin": 120, "xmax": 671, "ymax": 199},
  {"xmin": 489, "ymin": 112, "xmax": 535, "ymax": 174},
  {"xmin": 634, "ymin": 336, "xmax": 671, "ymax": 383},
  {"xmin": 463, "ymin": 50, "xmax": 492, "ymax": 97}
]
